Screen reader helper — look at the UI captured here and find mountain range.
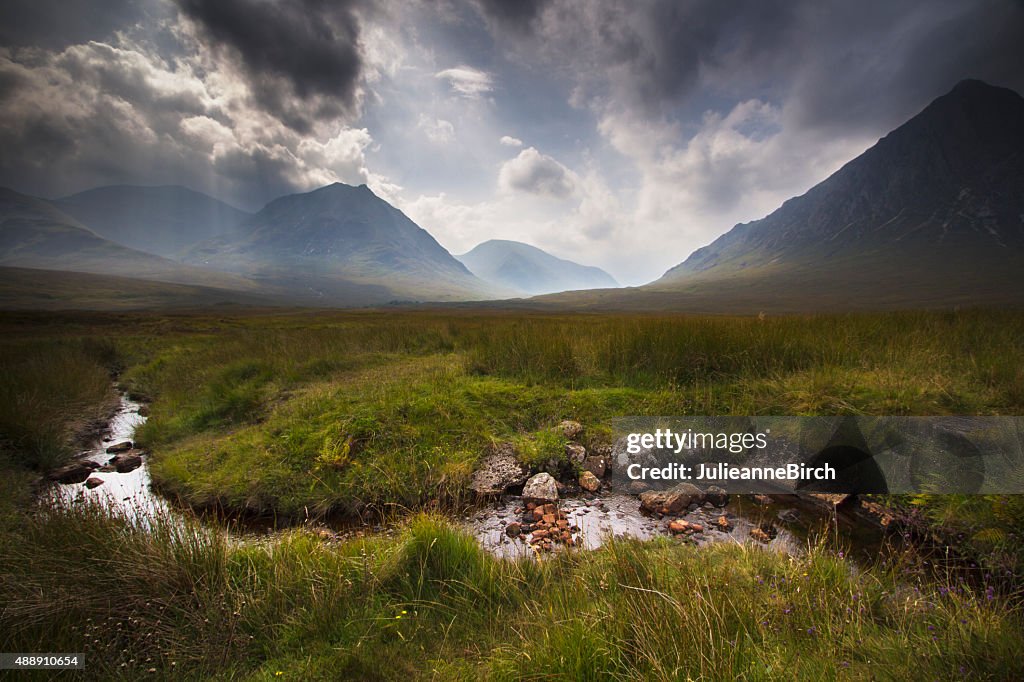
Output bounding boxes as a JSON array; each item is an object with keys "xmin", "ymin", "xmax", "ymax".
[
  {"xmin": 456, "ymin": 239, "xmax": 617, "ymax": 296},
  {"xmin": 0, "ymin": 79, "xmax": 1022, "ymax": 311},
  {"xmin": 0, "ymin": 186, "xmax": 257, "ymax": 293},
  {"xmin": 54, "ymin": 185, "xmax": 251, "ymax": 260}
]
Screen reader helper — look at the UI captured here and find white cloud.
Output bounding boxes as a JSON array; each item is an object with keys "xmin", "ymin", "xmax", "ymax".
[
  {"xmin": 498, "ymin": 147, "xmax": 577, "ymax": 199},
  {"xmin": 0, "ymin": 34, "xmax": 397, "ymax": 209},
  {"xmin": 499, "ymin": 135, "xmax": 522, "ymax": 147},
  {"xmin": 417, "ymin": 114, "xmax": 456, "ymax": 144},
  {"xmin": 434, "ymin": 65, "xmax": 493, "ymax": 99}
]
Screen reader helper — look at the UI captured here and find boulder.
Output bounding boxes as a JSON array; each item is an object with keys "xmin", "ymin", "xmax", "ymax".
[
  {"xmin": 582, "ymin": 455, "xmax": 607, "ymax": 478},
  {"xmin": 110, "ymin": 452, "xmax": 143, "ymax": 473},
  {"xmin": 84, "ymin": 476, "xmax": 105, "ymax": 489},
  {"xmin": 468, "ymin": 443, "xmax": 529, "ymax": 496},
  {"xmin": 522, "ymin": 472, "xmax": 559, "ymax": 504},
  {"xmin": 579, "ymin": 470, "xmax": 601, "ymax": 492},
  {"xmin": 639, "ymin": 483, "xmax": 704, "ymax": 515},
  {"xmin": 48, "ymin": 460, "xmax": 99, "ymax": 484},
  {"xmin": 105, "ymin": 441, "xmax": 133, "ymax": 453},
  {"xmin": 557, "ymin": 420, "xmax": 583, "ymax": 440},
  {"xmin": 715, "ymin": 515, "xmax": 733, "ymax": 531},
  {"xmin": 565, "ymin": 443, "xmax": 587, "ymax": 464},
  {"xmin": 505, "ymin": 522, "xmax": 523, "ymax": 538}
]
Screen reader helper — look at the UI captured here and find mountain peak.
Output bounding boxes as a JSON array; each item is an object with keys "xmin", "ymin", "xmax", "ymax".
[
  {"xmin": 655, "ymin": 78, "xmax": 1024, "ymax": 306},
  {"xmin": 457, "ymin": 239, "xmax": 618, "ymax": 295}
]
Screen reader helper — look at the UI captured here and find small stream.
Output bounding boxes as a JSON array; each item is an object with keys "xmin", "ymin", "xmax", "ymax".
[
  {"xmin": 50, "ymin": 394, "xmax": 169, "ymax": 522},
  {"xmin": 49, "ymin": 394, "xmax": 887, "ymax": 561}
]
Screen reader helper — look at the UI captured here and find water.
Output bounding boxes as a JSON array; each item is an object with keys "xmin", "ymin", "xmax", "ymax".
[
  {"xmin": 50, "ymin": 394, "xmax": 169, "ymax": 522},
  {"xmin": 465, "ymin": 492, "xmax": 809, "ymax": 559}
]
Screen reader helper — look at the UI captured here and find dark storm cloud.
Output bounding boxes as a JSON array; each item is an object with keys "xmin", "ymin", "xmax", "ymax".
[
  {"xmin": 476, "ymin": 0, "xmax": 1024, "ymax": 132},
  {"xmin": 0, "ymin": 0, "xmax": 154, "ymax": 50},
  {"xmin": 176, "ymin": 0, "xmax": 365, "ymax": 132},
  {"xmin": 787, "ymin": 0, "xmax": 1024, "ymax": 134},
  {"xmin": 474, "ymin": 0, "xmax": 550, "ymax": 33},
  {"xmin": 476, "ymin": 0, "xmax": 799, "ymax": 114}
]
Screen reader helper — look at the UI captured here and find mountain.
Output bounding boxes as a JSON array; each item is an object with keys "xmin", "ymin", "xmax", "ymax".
[
  {"xmin": 186, "ymin": 182, "xmax": 505, "ymax": 301},
  {"xmin": 0, "ymin": 186, "xmax": 258, "ymax": 291},
  {"xmin": 539, "ymin": 79, "xmax": 1024, "ymax": 312},
  {"xmin": 55, "ymin": 185, "xmax": 251, "ymax": 259},
  {"xmin": 456, "ymin": 239, "xmax": 618, "ymax": 295}
]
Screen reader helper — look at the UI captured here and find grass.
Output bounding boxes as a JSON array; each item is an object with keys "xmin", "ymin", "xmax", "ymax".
[
  {"xmin": 0, "ymin": 308, "xmax": 1022, "ymax": 679},
  {"xmin": 1, "ymin": 501, "xmax": 1020, "ymax": 680},
  {"xmin": 114, "ymin": 309, "xmax": 1023, "ymax": 516}
]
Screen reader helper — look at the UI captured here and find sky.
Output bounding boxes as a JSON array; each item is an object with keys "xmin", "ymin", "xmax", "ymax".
[{"xmin": 1, "ymin": 1, "xmax": 1021, "ymax": 285}]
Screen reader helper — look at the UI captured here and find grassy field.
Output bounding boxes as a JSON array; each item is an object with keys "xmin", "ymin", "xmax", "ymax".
[{"xmin": 1, "ymin": 308, "xmax": 1023, "ymax": 679}]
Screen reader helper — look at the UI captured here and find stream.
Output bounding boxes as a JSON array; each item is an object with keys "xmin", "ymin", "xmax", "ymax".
[{"xmin": 49, "ymin": 393, "xmax": 888, "ymax": 561}]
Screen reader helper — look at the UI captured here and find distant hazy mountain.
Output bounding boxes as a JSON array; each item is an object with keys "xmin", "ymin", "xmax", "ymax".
[
  {"xmin": 55, "ymin": 185, "xmax": 251, "ymax": 259},
  {"xmin": 186, "ymin": 182, "xmax": 504, "ymax": 301},
  {"xmin": 0, "ymin": 186, "xmax": 257, "ymax": 291},
  {"xmin": 456, "ymin": 239, "xmax": 618, "ymax": 295},
  {"xmin": 538, "ymin": 79, "xmax": 1024, "ymax": 312}
]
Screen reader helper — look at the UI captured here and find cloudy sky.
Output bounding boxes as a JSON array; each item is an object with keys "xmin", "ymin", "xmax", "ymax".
[{"xmin": 1, "ymin": 0, "xmax": 1021, "ymax": 284}]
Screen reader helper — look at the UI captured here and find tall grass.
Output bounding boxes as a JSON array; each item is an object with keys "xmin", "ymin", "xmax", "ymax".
[
  {"xmin": 2, "ymin": 500, "xmax": 1020, "ymax": 680},
  {"xmin": 0, "ymin": 338, "xmax": 114, "ymax": 471}
]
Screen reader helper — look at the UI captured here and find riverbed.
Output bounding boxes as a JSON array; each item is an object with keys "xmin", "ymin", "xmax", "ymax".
[{"xmin": 49, "ymin": 394, "xmax": 887, "ymax": 560}]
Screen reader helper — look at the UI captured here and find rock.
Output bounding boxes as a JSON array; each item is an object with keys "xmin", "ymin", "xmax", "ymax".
[
  {"xmin": 469, "ymin": 443, "xmax": 530, "ymax": 496},
  {"xmin": 84, "ymin": 476, "xmax": 105, "ymax": 489},
  {"xmin": 557, "ymin": 420, "xmax": 583, "ymax": 440},
  {"xmin": 98, "ymin": 464, "xmax": 115, "ymax": 473},
  {"xmin": 750, "ymin": 523, "xmax": 778, "ymax": 543},
  {"xmin": 505, "ymin": 522, "xmax": 522, "ymax": 538},
  {"xmin": 579, "ymin": 470, "xmax": 601, "ymax": 492},
  {"xmin": 626, "ymin": 480, "xmax": 651, "ymax": 495},
  {"xmin": 715, "ymin": 515, "xmax": 733, "ymax": 531},
  {"xmin": 806, "ymin": 493, "xmax": 853, "ymax": 509},
  {"xmin": 110, "ymin": 452, "xmax": 143, "ymax": 473},
  {"xmin": 639, "ymin": 482, "xmax": 704, "ymax": 515},
  {"xmin": 663, "ymin": 518, "xmax": 688, "ymax": 532},
  {"xmin": 105, "ymin": 441, "xmax": 133, "ymax": 453},
  {"xmin": 668, "ymin": 519, "xmax": 703, "ymax": 534},
  {"xmin": 48, "ymin": 460, "xmax": 99, "ymax": 484},
  {"xmin": 582, "ymin": 455, "xmax": 607, "ymax": 478},
  {"xmin": 704, "ymin": 485, "xmax": 729, "ymax": 507},
  {"xmin": 137, "ymin": 404, "xmax": 150, "ymax": 417},
  {"xmin": 522, "ymin": 472, "xmax": 559, "ymax": 504},
  {"xmin": 565, "ymin": 443, "xmax": 587, "ymax": 464}
]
